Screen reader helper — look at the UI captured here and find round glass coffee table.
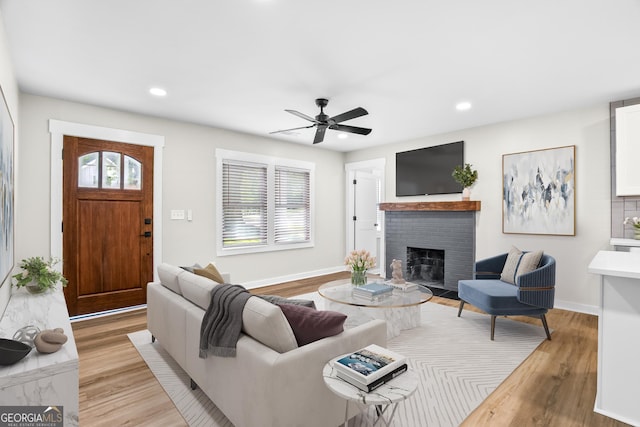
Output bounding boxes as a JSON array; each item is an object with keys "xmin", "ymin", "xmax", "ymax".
[{"xmin": 318, "ymin": 279, "xmax": 433, "ymax": 338}]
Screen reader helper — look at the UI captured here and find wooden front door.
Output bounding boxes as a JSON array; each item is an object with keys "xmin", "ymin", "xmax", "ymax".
[{"xmin": 63, "ymin": 136, "xmax": 154, "ymax": 316}]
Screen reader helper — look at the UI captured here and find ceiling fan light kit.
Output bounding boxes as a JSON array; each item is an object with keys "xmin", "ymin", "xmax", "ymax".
[{"xmin": 270, "ymin": 98, "xmax": 372, "ymax": 144}]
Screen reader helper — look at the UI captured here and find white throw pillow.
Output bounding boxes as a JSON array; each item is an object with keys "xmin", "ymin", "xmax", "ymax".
[{"xmin": 500, "ymin": 246, "xmax": 523, "ymax": 284}]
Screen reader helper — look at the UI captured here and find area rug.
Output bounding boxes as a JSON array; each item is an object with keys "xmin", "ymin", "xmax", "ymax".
[{"xmin": 129, "ymin": 294, "xmax": 547, "ymax": 426}]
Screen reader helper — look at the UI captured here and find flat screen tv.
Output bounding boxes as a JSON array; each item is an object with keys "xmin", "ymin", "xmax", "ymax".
[{"xmin": 395, "ymin": 141, "xmax": 464, "ymax": 196}]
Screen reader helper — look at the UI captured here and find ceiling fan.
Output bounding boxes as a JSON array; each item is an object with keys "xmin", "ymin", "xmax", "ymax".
[{"xmin": 270, "ymin": 98, "xmax": 372, "ymax": 144}]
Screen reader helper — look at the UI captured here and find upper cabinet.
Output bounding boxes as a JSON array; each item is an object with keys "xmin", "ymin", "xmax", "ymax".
[{"xmin": 616, "ymin": 104, "xmax": 640, "ymax": 196}]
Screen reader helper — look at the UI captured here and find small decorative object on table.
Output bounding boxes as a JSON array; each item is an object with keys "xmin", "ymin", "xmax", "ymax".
[
  {"xmin": 452, "ymin": 163, "xmax": 478, "ymax": 201},
  {"xmin": 12, "ymin": 256, "xmax": 68, "ymax": 294},
  {"xmin": 0, "ymin": 338, "xmax": 32, "ymax": 366},
  {"xmin": 34, "ymin": 328, "xmax": 68, "ymax": 354},
  {"xmin": 12, "ymin": 325, "xmax": 41, "ymax": 347},
  {"xmin": 345, "ymin": 249, "xmax": 376, "ymax": 287},
  {"xmin": 390, "ymin": 259, "xmax": 405, "ymax": 284},
  {"xmin": 624, "ymin": 217, "xmax": 640, "ymax": 240}
]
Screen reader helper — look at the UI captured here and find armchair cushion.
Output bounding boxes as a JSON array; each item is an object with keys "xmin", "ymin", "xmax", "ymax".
[{"xmin": 458, "ymin": 279, "xmax": 548, "ymax": 316}]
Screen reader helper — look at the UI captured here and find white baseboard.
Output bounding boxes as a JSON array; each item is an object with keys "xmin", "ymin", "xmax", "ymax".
[
  {"xmin": 554, "ymin": 299, "xmax": 599, "ymax": 316},
  {"xmin": 242, "ymin": 265, "xmax": 347, "ymax": 289}
]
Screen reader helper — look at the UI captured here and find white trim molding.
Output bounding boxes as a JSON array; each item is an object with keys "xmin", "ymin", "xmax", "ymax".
[{"xmin": 48, "ymin": 120, "xmax": 165, "ymax": 280}]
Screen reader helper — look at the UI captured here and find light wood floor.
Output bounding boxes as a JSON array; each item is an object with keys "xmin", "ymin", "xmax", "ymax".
[{"xmin": 72, "ymin": 272, "xmax": 629, "ymax": 426}]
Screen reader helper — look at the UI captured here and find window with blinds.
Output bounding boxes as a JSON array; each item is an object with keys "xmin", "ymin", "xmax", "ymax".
[
  {"xmin": 275, "ymin": 167, "xmax": 310, "ymax": 243},
  {"xmin": 217, "ymin": 149, "xmax": 314, "ymax": 255},
  {"xmin": 222, "ymin": 161, "xmax": 268, "ymax": 248}
]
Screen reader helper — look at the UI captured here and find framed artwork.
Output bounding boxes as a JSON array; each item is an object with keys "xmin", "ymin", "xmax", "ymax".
[
  {"xmin": 0, "ymin": 85, "xmax": 15, "ymax": 287},
  {"xmin": 503, "ymin": 145, "xmax": 575, "ymax": 236}
]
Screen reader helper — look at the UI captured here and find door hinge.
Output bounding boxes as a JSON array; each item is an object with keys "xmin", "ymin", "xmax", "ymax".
[
  {"xmin": 353, "ymin": 216, "xmax": 357, "ymax": 221},
  {"xmin": 61, "ymin": 222, "xmax": 63, "ymax": 233},
  {"xmin": 61, "ymin": 149, "xmax": 64, "ymax": 160},
  {"xmin": 353, "ymin": 179, "xmax": 357, "ymax": 185}
]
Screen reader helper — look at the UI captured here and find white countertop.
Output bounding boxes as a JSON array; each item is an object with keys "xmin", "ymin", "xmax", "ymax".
[
  {"xmin": 0, "ymin": 286, "xmax": 78, "ymax": 385},
  {"xmin": 588, "ymin": 250, "xmax": 640, "ymax": 279}
]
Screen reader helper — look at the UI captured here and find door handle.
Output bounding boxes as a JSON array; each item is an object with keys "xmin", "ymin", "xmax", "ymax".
[{"xmin": 140, "ymin": 231, "xmax": 152, "ymax": 238}]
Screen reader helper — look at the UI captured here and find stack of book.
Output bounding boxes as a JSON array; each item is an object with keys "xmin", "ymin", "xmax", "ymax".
[
  {"xmin": 333, "ymin": 344, "xmax": 408, "ymax": 392},
  {"xmin": 386, "ymin": 281, "xmax": 418, "ymax": 292},
  {"xmin": 352, "ymin": 282, "xmax": 394, "ymax": 301}
]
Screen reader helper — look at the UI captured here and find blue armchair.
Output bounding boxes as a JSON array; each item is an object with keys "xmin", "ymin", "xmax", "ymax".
[{"xmin": 457, "ymin": 252, "xmax": 556, "ymax": 340}]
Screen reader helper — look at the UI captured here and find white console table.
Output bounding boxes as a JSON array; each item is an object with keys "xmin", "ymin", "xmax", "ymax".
[
  {"xmin": 588, "ymin": 250, "xmax": 640, "ymax": 426},
  {"xmin": 0, "ymin": 286, "xmax": 79, "ymax": 426}
]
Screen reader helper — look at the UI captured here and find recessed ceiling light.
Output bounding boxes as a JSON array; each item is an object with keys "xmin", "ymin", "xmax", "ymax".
[
  {"xmin": 149, "ymin": 87, "xmax": 167, "ymax": 97},
  {"xmin": 337, "ymin": 133, "xmax": 348, "ymax": 139},
  {"xmin": 456, "ymin": 101, "xmax": 472, "ymax": 111}
]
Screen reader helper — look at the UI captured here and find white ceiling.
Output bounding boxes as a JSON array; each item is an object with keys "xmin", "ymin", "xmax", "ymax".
[{"xmin": 2, "ymin": 0, "xmax": 640, "ymax": 152}]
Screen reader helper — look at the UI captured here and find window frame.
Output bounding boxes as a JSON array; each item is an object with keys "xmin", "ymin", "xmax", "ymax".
[{"xmin": 216, "ymin": 149, "xmax": 315, "ymax": 256}]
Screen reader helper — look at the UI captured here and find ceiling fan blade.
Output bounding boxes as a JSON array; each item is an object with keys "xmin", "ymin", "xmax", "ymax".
[
  {"xmin": 330, "ymin": 107, "xmax": 368, "ymax": 124},
  {"xmin": 313, "ymin": 126, "xmax": 327, "ymax": 144},
  {"xmin": 332, "ymin": 124, "xmax": 372, "ymax": 135},
  {"xmin": 269, "ymin": 124, "xmax": 315, "ymax": 135},
  {"xmin": 285, "ymin": 109, "xmax": 318, "ymax": 123}
]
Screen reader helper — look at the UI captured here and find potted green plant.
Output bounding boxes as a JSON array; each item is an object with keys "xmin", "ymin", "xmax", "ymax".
[
  {"xmin": 452, "ymin": 163, "xmax": 478, "ymax": 200},
  {"xmin": 12, "ymin": 256, "xmax": 68, "ymax": 294}
]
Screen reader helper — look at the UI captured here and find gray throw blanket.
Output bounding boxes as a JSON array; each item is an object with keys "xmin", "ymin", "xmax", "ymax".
[{"xmin": 199, "ymin": 284, "xmax": 252, "ymax": 358}]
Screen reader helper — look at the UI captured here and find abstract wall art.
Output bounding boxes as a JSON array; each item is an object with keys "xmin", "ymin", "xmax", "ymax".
[
  {"xmin": 503, "ymin": 145, "xmax": 575, "ymax": 235},
  {"xmin": 0, "ymin": 85, "xmax": 14, "ymax": 287}
]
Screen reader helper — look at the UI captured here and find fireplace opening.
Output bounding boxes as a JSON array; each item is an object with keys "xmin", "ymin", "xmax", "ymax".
[{"xmin": 406, "ymin": 247, "xmax": 445, "ymax": 289}]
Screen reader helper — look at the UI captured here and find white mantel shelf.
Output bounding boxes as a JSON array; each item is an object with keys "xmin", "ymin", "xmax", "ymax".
[{"xmin": 588, "ymin": 250, "xmax": 640, "ymax": 426}]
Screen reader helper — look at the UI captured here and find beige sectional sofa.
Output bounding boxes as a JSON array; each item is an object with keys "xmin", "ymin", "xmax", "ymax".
[{"xmin": 147, "ymin": 263, "xmax": 387, "ymax": 427}]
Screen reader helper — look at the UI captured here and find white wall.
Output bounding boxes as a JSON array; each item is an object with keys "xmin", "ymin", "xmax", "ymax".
[
  {"xmin": 0, "ymin": 10, "xmax": 19, "ymax": 315},
  {"xmin": 18, "ymin": 94, "xmax": 347, "ymax": 286},
  {"xmin": 346, "ymin": 105, "xmax": 612, "ymax": 313}
]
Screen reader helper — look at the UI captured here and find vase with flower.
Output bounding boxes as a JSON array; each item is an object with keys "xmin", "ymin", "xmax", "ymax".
[
  {"xmin": 344, "ymin": 249, "xmax": 376, "ymax": 287},
  {"xmin": 624, "ymin": 217, "xmax": 640, "ymax": 240}
]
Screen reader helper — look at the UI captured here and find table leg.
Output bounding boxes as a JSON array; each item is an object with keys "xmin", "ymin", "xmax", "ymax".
[
  {"xmin": 372, "ymin": 402, "xmax": 399, "ymax": 427},
  {"xmin": 344, "ymin": 400, "xmax": 349, "ymax": 427}
]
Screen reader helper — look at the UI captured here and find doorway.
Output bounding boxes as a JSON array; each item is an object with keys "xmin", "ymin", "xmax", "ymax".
[
  {"xmin": 63, "ymin": 136, "xmax": 154, "ymax": 315},
  {"xmin": 345, "ymin": 158, "xmax": 385, "ymax": 276},
  {"xmin": 49, "ymin": 120, "xmax": 164, "ymax": 316}
]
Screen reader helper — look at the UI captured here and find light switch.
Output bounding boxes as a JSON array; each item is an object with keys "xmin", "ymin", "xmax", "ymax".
[
  {"xmin": 187, "ymin": 209, "xmax": 193, "ymax": 221},
  {"xmin": 170, "ymin": 210, "xmax": 185, "ymax": 220}
]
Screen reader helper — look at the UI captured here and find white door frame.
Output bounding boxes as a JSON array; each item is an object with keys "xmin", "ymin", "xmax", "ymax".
[
  {"xmin": 345, "ymin": 158, "xmax": 386, "ymax": 276},
  {"xmin": 49, "ymin": 120, "xmax": 165, "ymax": 281}
]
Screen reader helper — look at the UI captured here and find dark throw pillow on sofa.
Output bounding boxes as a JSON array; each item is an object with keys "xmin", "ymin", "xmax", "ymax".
[
  {"xmin": 278, "ymin": 304, "xmax": 347, "ymax": 346},
  {"xmin": 258, "ymin": 294, "xmax": 316, "ymax": 309},
  {"xmin": 180, "ymin": 263, "xmax": 202, "ymax": 273}
]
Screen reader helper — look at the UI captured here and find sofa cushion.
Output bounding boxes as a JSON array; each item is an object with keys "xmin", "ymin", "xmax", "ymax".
[
  {"xmin": 157, "ymin": 263, "xmax": 185, "ymax": 295},
  {"xmin": 278, "ymin": 304, "xmax": 347, "ymax": 346},
  {"xmin": 194, "ymin": 263, "xmax": 226, "ymax": 284},
  {"xmin": 178, "ymin": 271, "xmax": 220, "ymax": 310},
  {"xmin": 242, "ymin": 296, "xmax": 298, "ymax": 353}
]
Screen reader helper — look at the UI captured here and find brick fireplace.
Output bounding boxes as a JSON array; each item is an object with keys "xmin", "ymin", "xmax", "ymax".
[{"xmin": 380, "ymin": 201, "xmax": 480, "ymax": 293}]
